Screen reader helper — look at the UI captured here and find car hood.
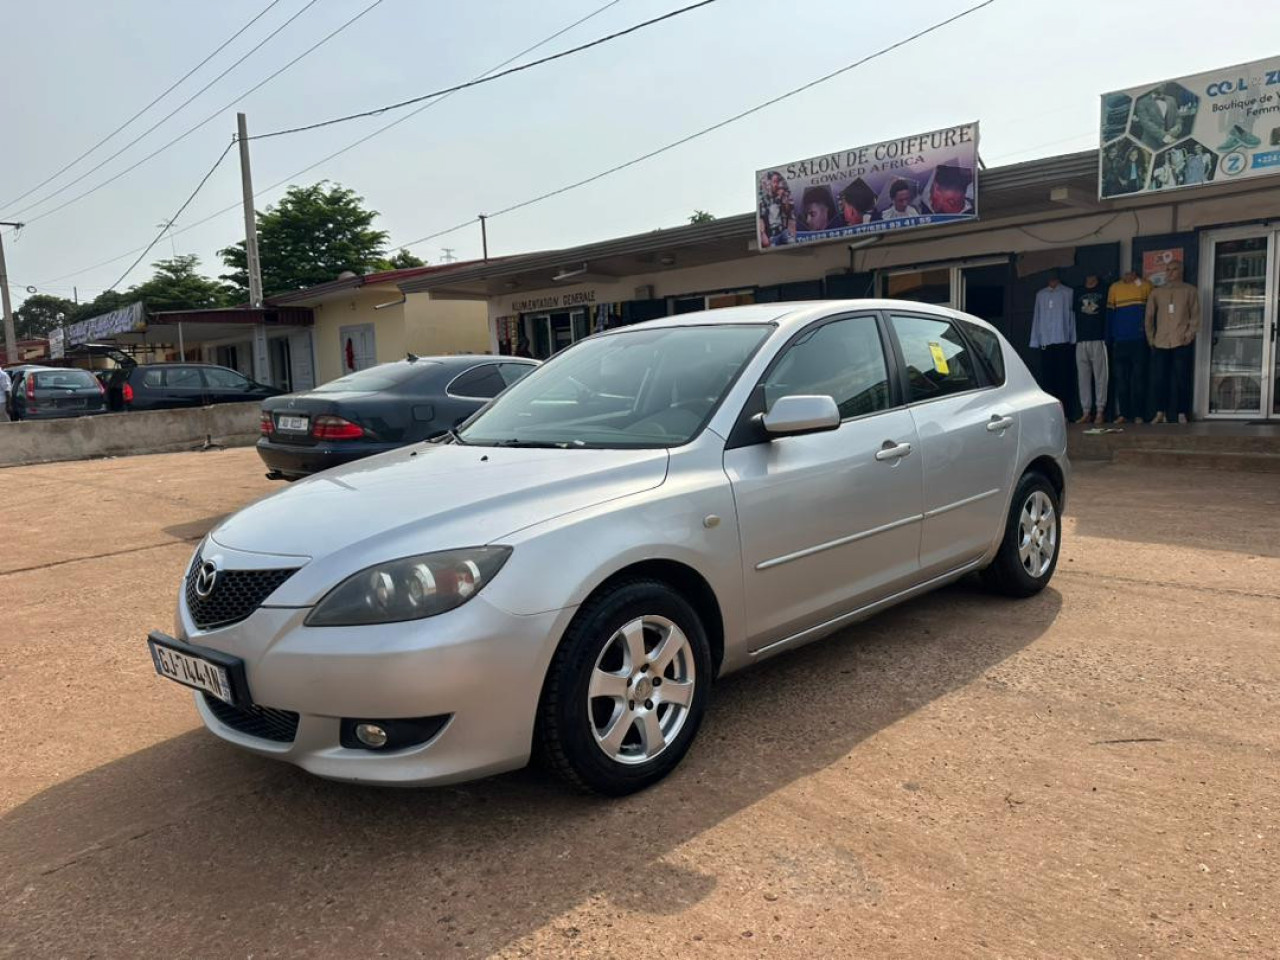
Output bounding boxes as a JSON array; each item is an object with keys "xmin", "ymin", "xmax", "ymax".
[{"xmin": 210, "ymin": 443, "xmax": 669, "ymax": 599}]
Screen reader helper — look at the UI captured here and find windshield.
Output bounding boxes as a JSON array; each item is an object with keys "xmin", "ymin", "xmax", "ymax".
[
  {"xmin": 310, "ymin": 362, "xmax": 435, "ymax": 393},
  {"xmin": 459, "ymin": 324, "xmax": 771, "ymax": 448}
]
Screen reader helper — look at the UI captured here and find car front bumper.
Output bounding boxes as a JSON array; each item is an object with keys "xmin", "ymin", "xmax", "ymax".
[
  {"xmin": 172, "ymin": 574, "xmax": 577, "ymax": 786},
  {"xmin": 255, "ymin": 437, "xmax": 406, "ymax": 478}
]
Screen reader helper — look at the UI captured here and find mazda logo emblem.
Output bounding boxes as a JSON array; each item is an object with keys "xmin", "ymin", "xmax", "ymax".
[{"xmin": 194, "ymin": 560, "xmax": 219, "ymax": 599}]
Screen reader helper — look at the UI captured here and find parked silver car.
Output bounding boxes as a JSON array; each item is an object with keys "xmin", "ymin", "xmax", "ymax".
[{"xmin": 148, "ymin": 301, "xmax": 1068, "ymax": 794}]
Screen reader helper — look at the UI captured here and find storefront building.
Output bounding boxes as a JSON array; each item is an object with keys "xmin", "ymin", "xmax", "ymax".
[{"xmin": 401, "ymin": 147, "xmax": 1280, "ymax": 422}]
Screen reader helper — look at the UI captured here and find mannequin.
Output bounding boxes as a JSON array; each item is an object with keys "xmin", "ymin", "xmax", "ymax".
[
  {"xmin": 1030, "ymin": 270, "xmax": 1076, "ymax": 410},
  {"xmin": 1074, "ymin": 274, "xmax": 1108, "ymax": 423},
  {"xmin": 1145, "ymin": 261, "xmax": 1200, "ymax": 423},
  {"xmin": 1107, "ymin": 270, "xmax": 1153, "ymax": 423}
]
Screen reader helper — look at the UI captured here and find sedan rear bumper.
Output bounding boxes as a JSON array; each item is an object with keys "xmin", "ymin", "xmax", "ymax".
[{"xmin": 256, "ymin": 437, "xmax": 405, "ymax": 478}]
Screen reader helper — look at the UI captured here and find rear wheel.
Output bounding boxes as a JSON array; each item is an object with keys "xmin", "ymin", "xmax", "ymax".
[
  {"xmin": 537, "ymin": 579, "xmax": 711, "ymax": 795},
  {"xmin": 981, "ymin": 472, "xmax": 1061, "ymax": 597}
]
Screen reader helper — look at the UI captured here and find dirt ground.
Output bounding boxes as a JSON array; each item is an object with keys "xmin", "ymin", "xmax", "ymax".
[{"xmin": 1, "ymin": 449, "xmax": 1278, "ymax": 959}]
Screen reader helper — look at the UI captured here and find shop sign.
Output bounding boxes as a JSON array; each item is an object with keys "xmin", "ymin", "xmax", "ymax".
[
  {"xmin": 754, "ymin": 122, "xmax": 980, "ymax": 252},
  {"xmin": 63, "ymin": 301, "xmax": 145, "ymax": 346},
  {"xmin": 1100, "ymin": 56, "xmax": 1280, "ymax": 199},
  {"xmin": 510, "ymin": 289, "xmax": 598, "ymax": 314},
  {"xmin": 48, "ymin": 327, "xmax": 65, "ymax": 359}
]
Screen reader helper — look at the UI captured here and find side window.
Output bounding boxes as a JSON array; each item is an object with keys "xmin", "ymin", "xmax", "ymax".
[
  {"xmin": 142, "ymin": 369, "xmax": 164, "ymax": 388},
  {"xmin": 449, "ymin": 364, "xmax": 507, "ymax": 399},
  {"xmin": 961, "ymin": 321, "xmax": 1005, "ymax": 386},
  {"xmin": 889, "ymin": 314, "xmax": 980, "ymax": 402},
  {"xmin": 167, "ymin": 367, "xmax": 204, "ymax": 389},
  {"xmin": 201, "ymin": 367, "xmax": 248, "ymax": 390},
  {"xmin": 497, "ymin": 362, "xmax": 536, "ymax": 387},
  {"xmin": 762, "ymin": 315, "xmax": 891, "ymax": 420}
]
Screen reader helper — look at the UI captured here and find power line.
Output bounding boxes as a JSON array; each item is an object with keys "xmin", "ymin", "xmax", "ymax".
[
  {"xmin": 33, "ymin": 0, "xmax": 628, "ymax": 287},
  {"xmin": 2, "ymin": 0, "xmax": 325, "ymax": 223},
  {"xmin": 0, "ymin": 0, "xmax": 286, "ymax": 212},
  {"xmin": 250, "ymin": 0, "xmax": 720, "ymax": 140},
  {"xmin": 398, "ymin": 0, "xmax": 1001, "ymax": 248},
  {"xmin": 108, "ymin": 140, "xmax": 239, "ymax": 291}
]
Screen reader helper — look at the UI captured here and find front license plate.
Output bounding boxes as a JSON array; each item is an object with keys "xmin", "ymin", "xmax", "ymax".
[
  {"xmin": 276, "ymin": 414, "xmax": 309, "ymax": 433},
  {"xmin": 149, "ymin": 639, "xmax": 235, "ymax": 704}
]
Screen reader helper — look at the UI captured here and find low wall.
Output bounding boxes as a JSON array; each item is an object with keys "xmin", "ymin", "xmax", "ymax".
[{"xmin": 0, "ymin": 402, "xmax": 262, "ymax": 468}]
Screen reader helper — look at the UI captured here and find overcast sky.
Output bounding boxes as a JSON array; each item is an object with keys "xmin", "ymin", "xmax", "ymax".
[{"xmin": 3, "ymin": 0, "xmax": 1279, "ymax": 308}]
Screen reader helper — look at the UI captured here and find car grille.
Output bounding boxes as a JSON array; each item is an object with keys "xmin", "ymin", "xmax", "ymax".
[
  {"xmin": 185, "ymin": 554, "xmax": 299, "ymax": 631},
  {"xmin": 203, "ymin": 694, "xmax": 300, "ymax": 743}
]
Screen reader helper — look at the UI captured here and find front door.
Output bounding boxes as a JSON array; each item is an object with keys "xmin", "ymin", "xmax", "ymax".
[
  {"xmin": 724, "ymin": 313, "xmax": 923, "ymax": 651},
  {"xmin": 1200, "ymin": 230, "xmax": 1279, "ymax": 419},
  {"xmin": 886, "ymin": 311, "xmax": 1020, "ymax": 575}
]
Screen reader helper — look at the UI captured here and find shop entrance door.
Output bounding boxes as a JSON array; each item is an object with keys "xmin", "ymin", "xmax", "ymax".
[
  {"xmin": 530, "ymin": 309, "xmax": 590, "ymax": 359},
  {"xmin": 1199, "ymin": 228, "xmax": 1279, "ymax": 419}
]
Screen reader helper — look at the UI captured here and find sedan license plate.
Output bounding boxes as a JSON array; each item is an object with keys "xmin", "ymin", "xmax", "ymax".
[
  {"xmin": 148, "ymin": 638, "xmax": 235, "ymax": 704},
  {"xmin": 276, "ymin": 414, "xmax": 309, "ymax": 433}
]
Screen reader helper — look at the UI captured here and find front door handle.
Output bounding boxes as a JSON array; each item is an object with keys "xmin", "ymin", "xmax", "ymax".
[
  {"xmin": 987, "ymin": 415, "xmax": 1015, "ymax": 433},
  {"xmin": 875, "ymin": 441, "xmax": 913, "ymax": 462}
]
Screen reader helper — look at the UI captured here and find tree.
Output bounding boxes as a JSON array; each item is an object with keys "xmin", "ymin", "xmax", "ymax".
[
  {"xmin": 689, "ymin": 210, "xmax": 716, "ymax": 224},
  {"xmin": 219, "ymin": 182, "xmax": 390, "ymax": 295},
  {"xmin": 129, "ymin": 255, "xmax": 235, "ymax": 313},
  {"xmin": 68, "ymin": 289, "xmax": 132, "ymax": 324},
  {"xmin": 14, "ymin": 293, "xmax": 76, "ymax": 339},
  {"xmin": 376, "ymin": 248, "xmax": 426, "ymax": 271}
]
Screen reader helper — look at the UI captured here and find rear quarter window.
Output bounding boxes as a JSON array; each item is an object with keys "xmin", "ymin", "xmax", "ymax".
[{"xmin": 962, "ymin": 321, "xmax": 1006, "ymax": 386}]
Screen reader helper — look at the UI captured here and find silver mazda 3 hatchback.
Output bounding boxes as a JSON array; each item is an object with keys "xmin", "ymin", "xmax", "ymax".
[{"xmin": 148, "ymin": 301, "xmax": 1068, "ymax": 795}]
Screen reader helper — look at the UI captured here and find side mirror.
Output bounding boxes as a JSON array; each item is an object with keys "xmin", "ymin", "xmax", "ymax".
[{"xmin": 761, "ymin": 394, "xmax": 841, "ymax": 437}]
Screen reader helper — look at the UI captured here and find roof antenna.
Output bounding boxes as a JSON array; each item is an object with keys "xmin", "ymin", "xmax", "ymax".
[{"xmin": 406, "ymin": 351, "xmax": 420, "ymax": 363}]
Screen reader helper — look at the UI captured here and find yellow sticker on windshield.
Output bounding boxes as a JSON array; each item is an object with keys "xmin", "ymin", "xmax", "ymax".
[{"xmin": 928, "ymin": 341, "xmax": 950, "ymax": 375}]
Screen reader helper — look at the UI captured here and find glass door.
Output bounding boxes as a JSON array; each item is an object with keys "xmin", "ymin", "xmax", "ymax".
[{"xmin": 1203, "ymin": 233, "xmax": 1276, "ymax": 418}]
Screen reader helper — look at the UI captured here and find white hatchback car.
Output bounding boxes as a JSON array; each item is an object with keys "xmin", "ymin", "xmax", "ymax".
[{"xmin": 148, "ymin": 301, "xmax": 1067, "ymax": 794}]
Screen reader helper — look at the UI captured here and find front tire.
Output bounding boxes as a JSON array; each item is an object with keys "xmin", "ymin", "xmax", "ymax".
[
  {"xmin": 981, "ymin": 472, "xmax": 1061, "ymax": 597},
  {"xmin": 537, "ymin": 579, "xmax": 712, "ymax": 795}
]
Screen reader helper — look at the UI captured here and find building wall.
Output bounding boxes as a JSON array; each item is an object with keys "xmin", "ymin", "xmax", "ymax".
[
  {"xmin": 404, "ymin": 294, "xmax": 490, "ymax": 356},
  {"xmin": 311, "ymin": 289, "xmax": 407, "ymax": 384}
]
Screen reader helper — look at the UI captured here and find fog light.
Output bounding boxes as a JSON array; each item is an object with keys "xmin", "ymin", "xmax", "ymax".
[{"xmin": 354, "ymin": 722, "xmax": 388, "ymax": 748}]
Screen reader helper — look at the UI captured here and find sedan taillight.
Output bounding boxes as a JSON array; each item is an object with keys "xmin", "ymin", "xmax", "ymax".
[
  {"xmin": 260, "ymin": 413, "xmax": 273, "ymax": 436},
  {"xmin": 122, "ymin": 382, "xmax": 134, "ymax": 404},
  {"xmin": 312, "ymin": 415, "xmax": 365, "ymax": 440}
]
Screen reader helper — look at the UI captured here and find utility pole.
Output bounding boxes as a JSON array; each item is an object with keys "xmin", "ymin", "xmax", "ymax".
[
  {"xmin": 237, "ymin": 113, "xmax": 270, "ymax": 385},
  {"xmin": 0, "ymin": 222, "xmax": 24, "ymax": 365},
  {"xmin": 478, "ymin": 214, "xmax": 489, "ymax": 262},
  {"xmin": 440, "ymin": 247, "xmax": 457, "ymax": 264},
  {"xmin": 236, "ymin": 113, "xmax": 264, "ymax": 308}
]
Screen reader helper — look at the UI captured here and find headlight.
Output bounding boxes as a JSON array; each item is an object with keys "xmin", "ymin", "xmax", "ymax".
[{"xmin": 305, "ymin": 547, "xmax": 512, "ymax": 626}]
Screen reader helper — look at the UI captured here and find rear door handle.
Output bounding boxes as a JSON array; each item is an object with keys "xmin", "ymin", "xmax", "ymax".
[
  {"xmin": 875, "ymin": 441, "xmax": 913, "ymax": 462},
  {"xmin": 987, "ymin": 415, "xmax": 1015, "ymax": 432}
]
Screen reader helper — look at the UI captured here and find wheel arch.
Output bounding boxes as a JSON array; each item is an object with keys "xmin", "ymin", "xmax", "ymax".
[
  {"xmin": 576, "ymin": 559, "xmax": 726, "ymax": 677},
  {"xmin": 1024, "ymin": 454, "xmax": 1066, "ymax": 507}
]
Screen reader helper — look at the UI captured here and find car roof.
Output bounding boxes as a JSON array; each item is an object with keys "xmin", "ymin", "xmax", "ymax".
[{"xmin": 610, "ymin": 299, "xmax": 981, "ymax": 336}]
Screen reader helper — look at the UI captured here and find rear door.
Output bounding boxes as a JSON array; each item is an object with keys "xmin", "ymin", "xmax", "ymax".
[
  {"xmin": 162, "ymin": 366, "xmax": 208, "ymax": 409},
  {"xmin": 724, "ymin": 312, "xmax": 924, "ymax": 651},
  {"xmin": 885, "ymin": 311, "xmax": 1020, "ymax": 576}
]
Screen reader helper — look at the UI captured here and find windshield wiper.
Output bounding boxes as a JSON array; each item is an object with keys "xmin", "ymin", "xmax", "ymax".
[
  {"xmin": 444, "ymin": 427, "xmax": 468, "ymax": 445},
  {"xmin": 491, "ymin": 438, "xmax": 583, "ymax": 449}
]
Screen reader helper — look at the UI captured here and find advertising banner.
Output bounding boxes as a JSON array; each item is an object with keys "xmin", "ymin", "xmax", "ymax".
[
  {"xmin": 1100, "ymin": 57, "xmax": 1280, "ymax": 199},
  {"xmin": 63, "ymin": 301, "xmax": 145, "ymax": 347},
  {"xmin": 755, "ymin": 122, "xmax": 979, "ymax": 252}
]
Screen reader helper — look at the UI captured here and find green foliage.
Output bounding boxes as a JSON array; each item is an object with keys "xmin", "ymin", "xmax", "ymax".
[
  {"xmin": 219, "ymin": 182, "xmax": 390, "ymax": 295},
  {"xmin": 14, "ymin": 293, "xmax": 76, "ymax": 339},
  {"xmin": 688, "ymin": 210, "xmax": 716, "ymax": 224},
  {"xmin": 376, "ymin": 248, "xmax": 426, "ymax": 271},
  {"xmin": 128, "ymin": 255, "xmax": 236, "ymax": 313}
]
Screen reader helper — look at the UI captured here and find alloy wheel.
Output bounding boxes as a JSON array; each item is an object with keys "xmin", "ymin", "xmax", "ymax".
[
  {"xmin": 588, "ymin": 615, "xmax": 696, "ymax": 765},
  {"xmin": 1018, "ymin": 490, "xmax": 1057, "ymax": 578}
]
